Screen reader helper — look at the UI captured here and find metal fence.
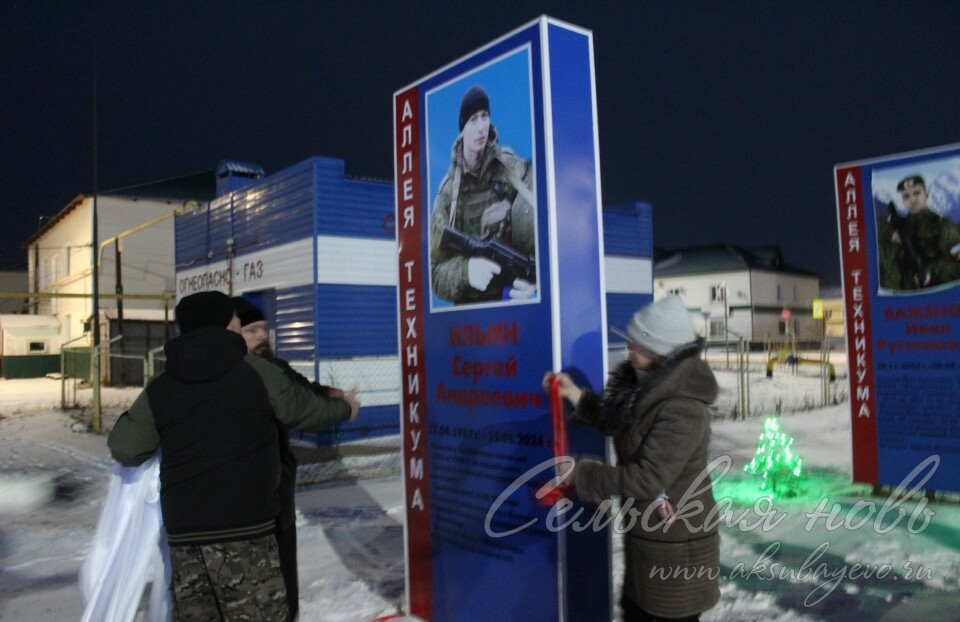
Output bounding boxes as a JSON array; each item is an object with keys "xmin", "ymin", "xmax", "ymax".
[
  {"xmin": 124, "ymin": 342, "xmax": 847, "ymax": 437},
  {"xmin": 139, "ymin": 352, "xmax": 402, "ymax": 448},
  {"xmin": 607, "ymin": 341, "xmax": 849, "ymax": 421}
]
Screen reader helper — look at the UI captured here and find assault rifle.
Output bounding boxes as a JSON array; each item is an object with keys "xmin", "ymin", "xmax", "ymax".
[
  {"xmin": 887, "ymin": 201, "xmax": 929, "ymax": 287},
  {"xmin": 438, "ymin": 225, "xmax": 536, "ymax": 287}
]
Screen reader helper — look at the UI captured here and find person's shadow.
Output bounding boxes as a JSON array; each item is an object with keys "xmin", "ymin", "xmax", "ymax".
[{"xmin": 296, "ymin": 477, "xmax": 405, "ymax": 605}]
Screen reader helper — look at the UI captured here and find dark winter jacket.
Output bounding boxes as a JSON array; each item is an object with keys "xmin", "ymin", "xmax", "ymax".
[
  {"xmin": 107, "ymin": 327, "xmax": 351, "ymax": 546},
  {"xmin": 261, "ymin": 353, "xmax": 340, "ymax": 530},
  {"xmin": 572, "ymin": 352, "xmax": 721, "ymax": 618}
]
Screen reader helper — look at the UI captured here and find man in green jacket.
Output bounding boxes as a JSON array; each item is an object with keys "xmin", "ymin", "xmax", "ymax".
[
  {"xmin": 231, "ymin": 295, "xmax": 347, "ymax": 621},
  {"xmin": 108, "ymin": 290, "xmax": 359, "ymax": 621}
]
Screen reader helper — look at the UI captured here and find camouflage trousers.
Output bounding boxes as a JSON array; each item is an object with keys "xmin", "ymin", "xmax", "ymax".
[{"xmin": 169, "ymin": 534, "xmax": 289, "ymax": 622}]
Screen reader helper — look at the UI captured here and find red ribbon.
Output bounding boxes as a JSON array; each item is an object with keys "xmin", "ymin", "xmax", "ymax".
[
  {"xmin": 550, "ymin": 374, "xmax": 568, "ymax": 458},
  {"xmin": 536, "ymin": 374, "xmax": 570, "ymax": 506}
]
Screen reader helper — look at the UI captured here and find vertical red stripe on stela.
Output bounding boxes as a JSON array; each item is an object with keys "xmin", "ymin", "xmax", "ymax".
[
  {"xmin": 835, "ymin": 165, "xmax": 878, "ymax": 485},
  {"xmin": 395, "ymin": 86, "xmax": 433, "ymax": 620}
]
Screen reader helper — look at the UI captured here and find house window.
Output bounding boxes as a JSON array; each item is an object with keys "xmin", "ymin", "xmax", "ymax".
[
  {"xmin": 776, "ymin": 284, "xmax": 783, "ymax": 302},
  {"xmin": 710, "ymin": 284, "xmax": 726, "ymax": 303},
  {"xmin": 708, "ymin": 319, "xmax": 725, "ymax": 340},
  {"xmin": 40, "ymin": 258, "xmax": 49, "ymax": 289},
  {"xmin": 793, "ymin": 285, "xmax": 799, "ymax": 303},
  {"xmin": 668, "ymin": 288, "xmax": 686, "ymax": 297},
  {"xmin": 29, "ymin": 342, "xmax": 47, "ymax": 353}
]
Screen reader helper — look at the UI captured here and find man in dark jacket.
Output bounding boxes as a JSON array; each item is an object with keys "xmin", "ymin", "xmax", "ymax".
[
  {"xmin": 231, "ymin": 295, "xmax": 348, "ymax": 620},
  {"xmin": 108, "ymin": 291, "xmax": 360, "ymax": 621}
]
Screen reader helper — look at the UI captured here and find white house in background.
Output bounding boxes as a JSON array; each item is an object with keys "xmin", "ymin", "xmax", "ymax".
[
  {"xmin": 0, "ymin": 314, "xmax": 60, "ymax": 355},
  {"xmin": 652, "ymin": 244, "xmax": 821, "ymax": 345},
  {"xmin": 0, "ymin": 314, "xmax": 61, "ymax": 378},
  {"xmin": 20, "ymin": 172, "xmax": 215, "ymax": 384},
  {"xmin": 0, "ymin": 270, "xmax": 28, "ymax": 313}
]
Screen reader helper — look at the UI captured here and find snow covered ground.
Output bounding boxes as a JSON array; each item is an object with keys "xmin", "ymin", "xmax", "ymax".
[{"xmin": 1, "ymin": 372, "xmax": 958, "ymax": 621}]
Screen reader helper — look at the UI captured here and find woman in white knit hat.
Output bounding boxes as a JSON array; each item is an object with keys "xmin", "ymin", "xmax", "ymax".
[{"xmin": 547, "ymin": 294, "xmax": 720, "ymax": 621}]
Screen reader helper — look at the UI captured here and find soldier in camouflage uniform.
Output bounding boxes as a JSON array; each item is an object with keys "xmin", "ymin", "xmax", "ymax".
[
  {"xmin": 878, "ymin": 174, "xmax": 960, "ymax": 291},
  {"xmin": 108, "ymin": 291, "xmax": 360, "ymax": 621},
  {"xmin": 430, "ymin": 85, "xmax": 536, "ymax": 305}
]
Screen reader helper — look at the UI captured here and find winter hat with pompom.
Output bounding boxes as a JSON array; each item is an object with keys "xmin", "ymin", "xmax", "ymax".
[{"xmin": 611, "ymin": 294, "xmax": 698, "ymax": 357}]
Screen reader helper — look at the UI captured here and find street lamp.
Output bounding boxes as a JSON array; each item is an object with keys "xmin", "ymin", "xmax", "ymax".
[{"xmin": 699, "ymin": 306, "xmax": 712, "ymax": 338}]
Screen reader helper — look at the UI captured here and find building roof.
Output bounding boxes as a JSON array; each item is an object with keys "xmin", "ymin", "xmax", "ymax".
[
  {"xmin": 102, "ymin": 170, "xmax": 216, "ymax": 202},
  {"xmin": 653, "ymin": 244, "xmax": 818, "ymax": 278},
  {"xmin": 819, "ymin": 284, "xmax": 843, "ymax": 299},
  {"xmin": 216, "ymin": 160, "xmax": 265, "ymax": 178},
  {"xmin": 22, "ymin": 170, "xmax": 216, "ymax": 248}
]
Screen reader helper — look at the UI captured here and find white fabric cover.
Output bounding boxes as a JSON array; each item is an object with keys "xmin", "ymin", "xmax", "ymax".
[{"xmin": 80, "ymin": 453, "xmax": 172, "ymax": 622}]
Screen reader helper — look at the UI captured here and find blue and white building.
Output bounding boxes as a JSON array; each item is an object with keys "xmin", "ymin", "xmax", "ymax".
[
  {"xmin": 602, "ymin": 201, "xmax": 654, "ymax": 333},
  {"xmin": 176, "ymin": 158, "xmax": 396, "ymax": 442},
  {"xmin": 175, "ymin": 158, "xmax": 653, "ymax": 443}
]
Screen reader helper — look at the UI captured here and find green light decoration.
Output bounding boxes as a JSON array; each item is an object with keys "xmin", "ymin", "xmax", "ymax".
[{"xmin": 743, "ymin": 416, "xmax": 804, "ymax": 497}]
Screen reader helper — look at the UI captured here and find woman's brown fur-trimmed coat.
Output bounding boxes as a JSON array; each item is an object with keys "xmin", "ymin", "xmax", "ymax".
[{"xmin": 572, "ymin": 351, "xmax": 721, "ymax": 619}]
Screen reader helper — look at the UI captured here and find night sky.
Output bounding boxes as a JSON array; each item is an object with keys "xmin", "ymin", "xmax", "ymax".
[{"xmin": 3, "ymin": 1, "xmax": 959, "ymax": 284}]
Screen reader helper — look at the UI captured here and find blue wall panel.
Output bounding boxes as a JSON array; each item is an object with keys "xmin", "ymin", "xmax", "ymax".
[
  {"xmin": 314, "ymin": 283, "xmax": 397, "ymax": 357},
  {"xmin": 174, "ymin": 198, "xmax": 234, "ymax": 268},
  {"xmin": 606, "ymin": 292, "xmax": 653, "ymax": 339},
  {"xmin": 315, "ymin": 184, "xmax": 393, "ymax": 240},
  {"xmin": 210, "ymin": 197, "xmax": 235, "ymax": 254},
  {"xmin": 274, "ymin": 285, "xmax": 317, "ymax": 362},
  {"xmin": 603, "ymin": 201, "xmax": 653, "ymax": 257},
  {"xmin": 232, "ymin": 160, "xmax": 315, "ymax": 251},
  {"xmin": 602, "ymin": 202, "xmax": 653, "ymax": 340},
  {"xmin": 175, "ymin": 206, "xmax": 212, "ymax": 268}
]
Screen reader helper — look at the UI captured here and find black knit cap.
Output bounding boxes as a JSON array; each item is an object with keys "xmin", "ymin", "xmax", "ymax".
[
  {"xmin": 459, "ymin": 86, "xmax": 490, "ymax": 131},
  {"xmin": 896, "ymin": 174, "xmax": 925, "ymax": 192},
  {"xmin": 230, "ymin": 296, "xmax": 265, "ymax": 327},
  {"xmin": 175, "ymin": 291, "xmax": 235, "ymax": 334}
]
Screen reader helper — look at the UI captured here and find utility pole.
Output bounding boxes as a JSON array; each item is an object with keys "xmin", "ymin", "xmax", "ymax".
[
  {"xmin": 90, "ymin": 11, "xmax": 102, "ymax": 433},
  {"xmin": 720, "ymin": 282, "xmax": 729, "ymax": 368}
]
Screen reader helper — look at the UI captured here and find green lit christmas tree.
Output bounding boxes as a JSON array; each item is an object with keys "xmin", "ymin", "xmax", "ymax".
[{"xmin": 743, "ymin": 416, "xmax": 804, "ymax": 497}]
